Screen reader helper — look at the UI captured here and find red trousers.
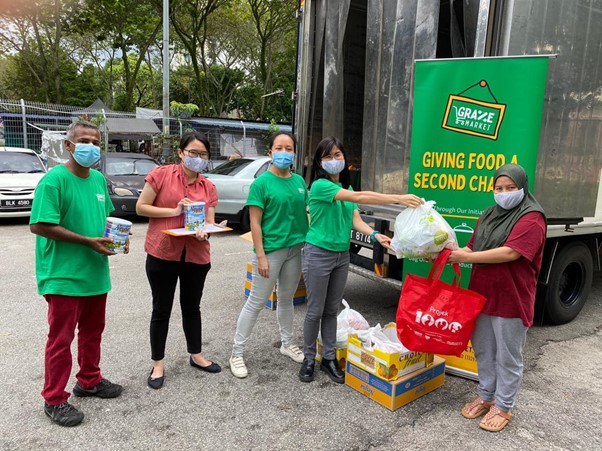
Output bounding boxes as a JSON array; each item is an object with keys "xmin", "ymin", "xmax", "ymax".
[{"xmin": 42, "ymin": 294, "xmax": 107, "ymax": 405}]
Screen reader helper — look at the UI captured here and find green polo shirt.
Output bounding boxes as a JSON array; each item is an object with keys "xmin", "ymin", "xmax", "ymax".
[
  {"xmin": 305, "ymin": 178, "xmax": 358, "ymax": 252},
  {"xmin": 246, "ymin": 171, "xmax": 309, "ymax": 254},
  {"xmin": 30, "ymin": 165, "xmax": 115, "ymax": 296}
]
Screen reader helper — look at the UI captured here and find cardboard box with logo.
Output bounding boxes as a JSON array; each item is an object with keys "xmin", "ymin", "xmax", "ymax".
[
  {"xmin": 437, "ymin": 340, "xmax": 479, "ymax": 381},
  {"xmin": 346, "ymin": 323, "xmax": 433, "ymax": 381},
  {"xmin": 345, "ymin": 355, "xmax": 446, "ymax": 411}
]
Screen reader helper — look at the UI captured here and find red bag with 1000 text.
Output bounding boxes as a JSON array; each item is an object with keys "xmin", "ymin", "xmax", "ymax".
[{"xmin": 396, "ymin": 249, "xmax": 486, "ymax": 357}]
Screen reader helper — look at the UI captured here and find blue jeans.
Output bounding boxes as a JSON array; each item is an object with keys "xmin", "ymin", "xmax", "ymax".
[{"xmin": 232, "ymin": 244, "xmax": 303, "ymax": 357}]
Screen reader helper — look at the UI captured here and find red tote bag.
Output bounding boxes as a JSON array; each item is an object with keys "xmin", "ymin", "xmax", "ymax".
[{"xmin": 396, "ymin": 249, "xmax": 487, "ymax": 357}]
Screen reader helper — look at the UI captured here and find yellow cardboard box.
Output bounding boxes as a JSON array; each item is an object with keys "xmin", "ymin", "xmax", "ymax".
[
  {"xmin": 346, "ymin": 323, "xmax": 432, "ymax": 381},
  {"xmin": 243, "ymin": 262, "xmax": 306, "ymax": 310},
  {"xmin": 345, "ymin": 356, "xmax": 446, "ymax": 411},
  {"xmin": 315, "ymin": 338, "xmax": 346, "ymax": 372},
  {"xmin": 437, "ymin": 340, "xmax": 479, "ymax": 381}
]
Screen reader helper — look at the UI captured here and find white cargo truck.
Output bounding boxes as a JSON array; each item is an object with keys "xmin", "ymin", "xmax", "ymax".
[{"xmin": 293, "ymin": 0, "xmax": 602, "ymax": 324}]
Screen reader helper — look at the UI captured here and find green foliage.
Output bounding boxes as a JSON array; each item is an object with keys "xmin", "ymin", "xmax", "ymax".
[
  {"xmin": 170, "ymin": 101, "xmax": 199, "ymax": 119},
  {"xmin": 0, "ymin": 52, "xmax": 107, "ymax": 106},
  {"xmin": 262, "ymin": 118, "xmax": 280, "ymax": 153},
  {"xmin": 72, "ymin": 0, "xmax": 161, "ymax": 111},
  {"xmin": 0, "ymin": 0, "xmax": 299, "ymax": 120}
]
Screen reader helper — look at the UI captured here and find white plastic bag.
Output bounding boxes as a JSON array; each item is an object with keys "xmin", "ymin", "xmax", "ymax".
[
  {"xmin": 390, "ymin": 200, "xmax": 458, "ymax": 259},
  {"xmin": 356, "ymin": 324, "xmax": 409, "ymax": 354},
  {"xmin": 335, "ymin": 299, "xmax": 370, "ymax": 347}
]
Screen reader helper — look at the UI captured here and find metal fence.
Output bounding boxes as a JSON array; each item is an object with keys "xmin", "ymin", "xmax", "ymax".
[{"xmin": 0, "ymin": 99, "xmax": 291, "ymax": 163}]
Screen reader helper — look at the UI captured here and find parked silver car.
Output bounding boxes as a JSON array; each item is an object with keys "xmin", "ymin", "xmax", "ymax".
[
  {"xmin": 203, "ymin": 156, "xmax": 271, "ymax": 230},
  {"xmin": 0, "ymin": 147, "xmax": 47, "ymax": 218}
]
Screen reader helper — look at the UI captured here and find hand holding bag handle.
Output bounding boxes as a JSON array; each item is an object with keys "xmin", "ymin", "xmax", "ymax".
[{"xmin": 427, "ymin": 248, "xmax": 461, "ymax": 286}]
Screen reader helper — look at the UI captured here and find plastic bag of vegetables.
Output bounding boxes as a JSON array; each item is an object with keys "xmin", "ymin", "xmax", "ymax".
[{"xmin": 390, "ymin": 200, "xmax": 457, "ymax": 259}]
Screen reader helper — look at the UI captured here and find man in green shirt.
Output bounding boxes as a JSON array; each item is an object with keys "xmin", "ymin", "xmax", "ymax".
[{"xmin": 30, "ymin": 120, "xmax": 124, "ymax": 427}]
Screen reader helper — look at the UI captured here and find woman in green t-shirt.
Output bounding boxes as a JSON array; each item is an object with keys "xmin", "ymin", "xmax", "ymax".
[
  {"xmin": 229, "ymin": 132, "xmax": 309, "ymax": 378},
  {"xmin": 299, "ymin": 136, "xmax": 422, "ymax": 384}
]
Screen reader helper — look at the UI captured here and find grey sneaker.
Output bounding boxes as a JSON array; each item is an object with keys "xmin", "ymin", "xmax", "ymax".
[
  {"xmin": 44, "ymin": 402, "xmax": 84, "ymax": 427},
  {"xmin": 73, "ymin": 378, "xmax": 123, "ymax": 398}
]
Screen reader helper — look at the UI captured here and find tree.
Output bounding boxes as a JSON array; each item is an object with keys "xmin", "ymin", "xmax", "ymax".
[
  {"xmin": 109, "ymin": 53, "xmax": 162, "ymax": 110},
  {"xmin": 73, "ymin": 0, "xmax": 162, "ymax": 111},
  {"xmin": 246, "ymin": 0, "xmax": 297, "ymax": 119},
  {"xmin": 169, "ymin": 0, "xmax": 230, "ymax": 115},
  {"xmin": 0, "ymin": 0, "xmax": 75, "ymax": 103}
]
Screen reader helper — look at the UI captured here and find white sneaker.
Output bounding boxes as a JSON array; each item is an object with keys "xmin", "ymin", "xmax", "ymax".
[
  {"xmin": 229, "ymin": 355, "xmax": 248, "ymax": 378},
  {"xmin": 280, "ymin": 345, "xmax": 304, "ymax": 363}
]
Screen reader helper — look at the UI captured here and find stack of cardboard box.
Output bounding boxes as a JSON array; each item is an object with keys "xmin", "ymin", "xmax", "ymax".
[{"xmin": 344, "ymin": 323, "xmax": 446, "ymax": 411}]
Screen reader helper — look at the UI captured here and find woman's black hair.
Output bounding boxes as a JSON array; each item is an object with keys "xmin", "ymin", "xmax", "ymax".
[
  {"xmin": 268, "ymin": 131, "xmax": 297, "ymax": 152},
  {"xmin": 309, "ymin": 136, "xmax": 350, "ymax": 189},
  {"xmin": 179, "ymin": 131, "xmax": 210, "ymax": 154}
]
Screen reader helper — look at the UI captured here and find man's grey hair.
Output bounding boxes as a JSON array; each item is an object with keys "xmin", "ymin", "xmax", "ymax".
[{"xmin": 66, "ymin": 120, "xmax": 99, "ymax": 141}]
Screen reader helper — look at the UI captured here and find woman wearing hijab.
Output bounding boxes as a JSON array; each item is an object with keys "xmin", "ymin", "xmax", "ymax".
[{"xmin": 448, "ymin": 163, "xmax": 546, "ymax": 432}]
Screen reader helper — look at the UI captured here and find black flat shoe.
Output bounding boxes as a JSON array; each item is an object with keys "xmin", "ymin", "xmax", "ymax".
[
  {"xmin": 320, "ymin": 358, "xmax": 345, "ymax": 384},
  {"xmin": 298, "ymin": 358, "xmax": 315, "ymax": 383},
  {"xmin": 147, "ymin": 369, "xmax": 164, "ymax": 390},
  {"xmin": 190, "ymin": 357, "xmax": 222, "ymax": 373}
]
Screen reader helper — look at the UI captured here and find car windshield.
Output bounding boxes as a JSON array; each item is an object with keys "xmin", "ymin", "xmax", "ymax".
[
  {"xmin": 105, "ymin": 157, "xmax": 158, "ymax": 176},
  {"xmin": 207, "ymin": 158, "xmax": 257, "ymax": 176},
  {"xmin": 0, "ymin": 152, "xmax": 45, "ymax": 173}
]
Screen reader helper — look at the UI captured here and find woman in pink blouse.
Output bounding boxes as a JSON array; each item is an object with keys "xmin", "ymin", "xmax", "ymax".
[{"xmin": 136, "ymin": 131, "xmax": 220, "ymax": 390}]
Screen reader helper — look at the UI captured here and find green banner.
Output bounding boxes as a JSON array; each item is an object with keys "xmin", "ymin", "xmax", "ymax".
[{"xmin": 405, "ymin": 56, "xmax": 549, "ymax": 284}]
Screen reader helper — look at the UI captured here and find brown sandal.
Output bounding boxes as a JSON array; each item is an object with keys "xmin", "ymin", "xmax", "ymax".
[
  {"xmin": 479, "ymin": 405, "xmax": 513, "ymax": 432},
  {"xmin": 461, "ymin": 397, "xmax": 492, "ymax": 419}
]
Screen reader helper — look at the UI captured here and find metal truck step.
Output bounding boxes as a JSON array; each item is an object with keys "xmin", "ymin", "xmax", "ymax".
[{"xmin": 348, "ymin": 264, "xmax": 403, "ymax": 290}]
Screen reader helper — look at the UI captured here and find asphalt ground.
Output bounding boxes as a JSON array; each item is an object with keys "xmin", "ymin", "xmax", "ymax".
[{"xmin": 0, "ymin": 217, "xmax": 601, "ymax": 451}]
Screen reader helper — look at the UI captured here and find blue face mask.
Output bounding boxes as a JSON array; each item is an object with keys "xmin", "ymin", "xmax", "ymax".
[
  {"xmin": 71, "ymin": 142, "xmax": 101, "ymax": 168},
  {"xmin": 271, "ymin": 151, "xmax": 294, "ymax": 169},
  {"xmin": 184, "ymin": 155, "xmax": 209, "ymax": 173},
  {"xmin": 321, "ymin": 159, "xmax": 345, "ymax": 175},
  {"xmin": 494, "ymin": 188, "xmax": 525, "ymax": 210}
]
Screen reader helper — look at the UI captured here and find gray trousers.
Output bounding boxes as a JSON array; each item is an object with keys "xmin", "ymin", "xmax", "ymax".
[
  {"xmin": 302, "ymin": 243, "xmax": 349, "ymax": 360},
  {"xmin": 472, "ymin": 313, "xmax": 528, "ymax": 412},
  {"xmin": 232, "ymin": 244, "xmax": 303, "ymax": 357}
]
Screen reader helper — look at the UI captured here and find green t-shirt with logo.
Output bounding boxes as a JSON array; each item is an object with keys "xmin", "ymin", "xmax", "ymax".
[
  {"xmin": 246, "ymin": 171, "xmax": 309, "ymax": 254},
  {"xmin": 30, "ymin": 165, "xmax": 115, "ymax": 296},
  {"xmin": 305, "ymin": 178, "xmax": 358, "ymax": 252}
]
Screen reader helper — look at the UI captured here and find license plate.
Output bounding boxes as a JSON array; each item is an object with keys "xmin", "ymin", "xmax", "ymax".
[
  {"xmin": 350, "ymin": 229, "xmax": 371, "ymax": 245},
  {"xmin": 1, "ymin": 199, "xmax": 32, "ymax": 208}
]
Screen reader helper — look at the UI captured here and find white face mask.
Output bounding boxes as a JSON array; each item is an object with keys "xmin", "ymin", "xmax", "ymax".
[
  {"xmin": 184, "ymin": 155, "xmax": 209, "ymax": 173},
  {"xmin": 494, "ymin": 188, "xmax": 525, "ymax": 210},
  {"xmin": 321, "ymin": 159, "xmax": 345, "ymax": 175}
]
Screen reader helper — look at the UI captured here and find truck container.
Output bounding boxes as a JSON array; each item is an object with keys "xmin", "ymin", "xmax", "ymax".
[{"xmin": 293, "ymin": 0, "xmax": 602, "ymax": 324}]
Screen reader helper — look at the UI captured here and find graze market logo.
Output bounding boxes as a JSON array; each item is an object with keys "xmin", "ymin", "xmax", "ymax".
[{"xmin": 442, "ymin": 80, "xmax": 506, "ymax": 140}]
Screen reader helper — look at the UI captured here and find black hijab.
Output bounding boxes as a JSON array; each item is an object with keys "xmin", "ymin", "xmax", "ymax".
[{"xmin": 472, "ymin": 164, "xmax": 546, "ymax": 252}]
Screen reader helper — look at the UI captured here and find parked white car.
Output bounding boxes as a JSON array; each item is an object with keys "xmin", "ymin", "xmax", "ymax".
[
  {"xmin": 0, "ymin": 147, "xmax": 47, "ymax": 218},
  {"xmin": 203, "ymin": 156, "xmax": 271, "ymax": 230}
]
